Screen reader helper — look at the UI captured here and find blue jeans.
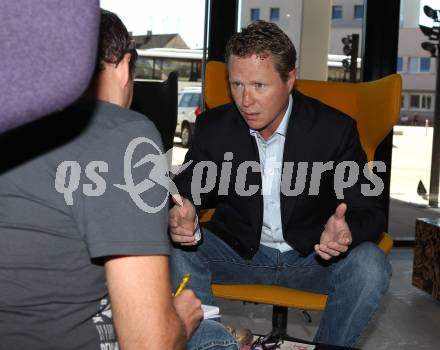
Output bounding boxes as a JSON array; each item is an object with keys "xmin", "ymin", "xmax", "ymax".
[
  {"xmin": 170, "ymin": 228, "xmax": 391, "ymax": 348},
  {"xmin": 187, "ymin": 320, "xmax": 238, "ymax": 350}
]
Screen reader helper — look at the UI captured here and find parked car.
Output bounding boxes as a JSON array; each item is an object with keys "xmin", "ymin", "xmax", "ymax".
[{"xmin": 176, "ymin": 87, "xmax": 202, "ymax": 147}]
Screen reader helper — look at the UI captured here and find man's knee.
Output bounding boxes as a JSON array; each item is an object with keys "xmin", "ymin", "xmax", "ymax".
[
  {"xmin": 187, "ymin": 320, "xmax": 238, "ymax": 350},
  {"xmin": 341, "ymin": 242, "xmax": 391, "ymax": 292}
]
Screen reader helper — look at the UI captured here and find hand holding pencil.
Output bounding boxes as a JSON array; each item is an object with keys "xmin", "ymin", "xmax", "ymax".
[{"xmin": 173, "ymin": 273, "xmax": 203, "ymax": 339}]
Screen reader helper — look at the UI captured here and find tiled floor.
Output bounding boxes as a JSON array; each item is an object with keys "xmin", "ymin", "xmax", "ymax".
[{"xmin": 217, "ymin": 248, "xmax": 440, "ymax": 350}]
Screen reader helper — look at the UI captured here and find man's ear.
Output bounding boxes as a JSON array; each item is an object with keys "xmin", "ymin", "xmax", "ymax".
[
  {"xmin": 116, "ymin": 52, "xmax": 132, "ymax": 88},
  {"xmin": 286, "ymin": 68, "xmax": 296, "ymax": 91}
]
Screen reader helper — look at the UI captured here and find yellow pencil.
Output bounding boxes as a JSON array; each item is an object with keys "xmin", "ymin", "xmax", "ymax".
[{"xmin": 174, "ymin": 273, "xmax": 191, "ymax": 297}]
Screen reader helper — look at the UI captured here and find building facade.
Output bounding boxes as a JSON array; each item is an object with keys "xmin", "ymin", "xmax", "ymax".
[
  {"xmin": 240, "ymin": 0, "xmax": 303, "ymax": 64},
  {"xmin": 240, "ymin": 0, "xmax": 437, "ymax": 125}
]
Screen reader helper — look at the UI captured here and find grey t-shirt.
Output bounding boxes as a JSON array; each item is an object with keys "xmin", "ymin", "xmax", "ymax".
[{"xmin": 0, "ymin": 100, "xmax": 170, "ymax": 349}]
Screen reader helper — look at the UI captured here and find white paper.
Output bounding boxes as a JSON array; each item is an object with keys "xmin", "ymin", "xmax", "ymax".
[
  {"xmin": 279, "ymin": 342, "xmax": 316, "ymax": 350},
  {"xmin": 201, "ymin": 304, "xmax": 220, "ymax": 319}
]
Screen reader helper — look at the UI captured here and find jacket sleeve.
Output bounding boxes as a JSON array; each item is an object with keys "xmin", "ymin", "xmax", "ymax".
[{"xmin": 334, "ymin": 119, "xmax": 387, "ymax": 247}]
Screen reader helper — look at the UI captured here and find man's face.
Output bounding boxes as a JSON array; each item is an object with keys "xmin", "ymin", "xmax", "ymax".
[{"xmin": 228, "ymin": 54, "xmax": 295, "ymax": 140}]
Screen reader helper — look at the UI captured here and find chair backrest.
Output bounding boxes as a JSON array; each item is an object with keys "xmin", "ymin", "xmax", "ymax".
[
  {"xmin": 131, "ymin": 72, "xmax": 178, "ymax": 153},
  {"xmin": 204, "ymin": 60, "xmax": 402, "ymax": 162},
  {"xmin": 0, "ymin": 0, "xmax": 100, "ymax": 133}
]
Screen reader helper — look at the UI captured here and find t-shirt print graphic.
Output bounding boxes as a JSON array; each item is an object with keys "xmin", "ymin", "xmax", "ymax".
[{"xmin": 93, "ymin": 298, "xmax": 119, "ymax": 350}]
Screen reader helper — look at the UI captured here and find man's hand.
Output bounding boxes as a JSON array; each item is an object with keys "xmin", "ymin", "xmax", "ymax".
[
  {"xmin": 169, "ymin": 194, "xmax": 198, "ymax": 246},
  {"xmin": 173, "ymin": 289, "xmax": 203, "ymax": 340},
  {"xmin": 315, "ymin": 203, "xmax": 352, "ymax": 260}
]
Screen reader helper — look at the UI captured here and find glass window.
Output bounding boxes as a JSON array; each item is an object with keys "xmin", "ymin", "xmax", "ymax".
[
  {"xmin": 400, "ymin": 94, "xmax": 406, "ymax": 109},
  {"xmin": 354, "ymin": 5, "xmax": 364, "ymax": 19},
  {"xmin": 179, "ymin": 93, "xmax": 192, "ymax": 107},
  {"xmin": 396, "ymin": 57, "xmax": 403, "ymax": 72},
  {"xmin": 250, "ymin": 8, "xmax": 260, "ymax": 21},
  {"xmin": 422, "ymin": 95, "xmax": 432, "ymax": 110},
  {"xmin": 420, "ymin": 57, "xmax": 431, "ymax": 73},
  {"xmin": 410, "ymin": 94, "xmax": 420, "ymax": 109},
  {"xmin": 408, "ymin": 57, "xmax": 418, "ymax": 73},
  {"xmin": 270, "ymin": 8, "xmax": 280, "ymax": 21},
  {"xmin": 189, "ymin": 93, "xmax": 201, "ymax": 107},
  {"xmin": 408, "ymin": 57, "xmax": 432, "ymax": 73},
  {"xmin": 410, "ymin": 94, "xmax": 434, "ymax": 111},
  {"xmin": 332, "ymin": 5, "xmax": 343, "ymax": 19},
  {"xmin": 134, "ymin": 56, "xmax": 154, "ymax": 79}
]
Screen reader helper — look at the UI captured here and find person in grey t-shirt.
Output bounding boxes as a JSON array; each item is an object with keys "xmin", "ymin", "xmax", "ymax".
[{"xmin": 0, "ymin": 10, "xmax": 237, "ymax": 350}]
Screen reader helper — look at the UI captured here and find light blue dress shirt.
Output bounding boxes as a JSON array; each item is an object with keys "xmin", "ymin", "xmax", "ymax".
[{"xmin": 249, "ymin": 95, "xmax": 293, "ymax": 252}]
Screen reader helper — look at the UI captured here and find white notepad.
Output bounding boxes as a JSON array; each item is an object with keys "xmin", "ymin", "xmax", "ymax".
[{"xmin": 202, "ymin": 304, "xmax": 220, "ymax": 319}]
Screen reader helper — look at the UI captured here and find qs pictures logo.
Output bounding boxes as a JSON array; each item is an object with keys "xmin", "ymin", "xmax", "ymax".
[{"xmin": 54, "ymin": 137, "xmax": 192, "ymax": 213}]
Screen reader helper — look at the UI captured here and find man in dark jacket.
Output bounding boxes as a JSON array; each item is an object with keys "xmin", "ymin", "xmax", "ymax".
[{"xmin": 169, "ymin": 20, "xmax": 391, "ymax": 348}]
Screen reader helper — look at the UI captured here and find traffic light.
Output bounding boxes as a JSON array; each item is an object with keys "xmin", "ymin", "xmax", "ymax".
[
  {"xmin": 342, "ymin": 36, "xmax": 353, "ymax": 56},
  {"xmin": 341, "ymin": 34, "xmax": 359, "ymax": 82},
  {"xmin": 422, "ymin": 42, "xmax": 438, "ymax": 57},
  {"xmin": 423, "ymin": 5, "xmax": 439, "ymax": 22},
  {"xmin": 420, "ymin": 5, "xmax": 440, "ymax": 207},
  {"xmin": 420, "ymin": 25, "xmax": 439, "ymax": 41},
  {"xmin": 420, "ymin": 5, "xmax": 440, "ymax": 57}
]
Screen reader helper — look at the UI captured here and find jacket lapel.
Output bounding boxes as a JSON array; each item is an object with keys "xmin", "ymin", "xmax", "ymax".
[
  {"xmin": 230, "ymin": 106, "xmax": 264, "ymax": 233},
  {"xmin": 281, "ymin": 90, "xmax": 314, "ymax": 230}
]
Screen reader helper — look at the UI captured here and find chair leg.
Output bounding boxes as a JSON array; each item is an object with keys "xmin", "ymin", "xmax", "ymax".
[
  {"xmin": 271, "ymin": 305, "xmax": 288, "ymax": 337},
  {"xmin": 271, "ymin": 306, "xmax": 315, "ymax": 344}
]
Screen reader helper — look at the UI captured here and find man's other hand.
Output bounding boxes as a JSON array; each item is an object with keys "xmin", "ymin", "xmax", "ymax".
[
  {"xmin": 169, "ymin": 195, "xmax": 198, "ymax": 246},
  {"xmin": 315, "ymin": 203, "xmax": 352, "ymax": 260}
]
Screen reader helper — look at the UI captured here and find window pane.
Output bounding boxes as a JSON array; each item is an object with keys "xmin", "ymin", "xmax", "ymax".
[
  {"xmin": 422, "ymin": 95, "xmax": 432, "ymax": 110},
  {"xmin": 163, "ymin": 59, "xmax": 192, "ymax": 81},
  {"xmin": 420, "ymin": 57, "xmax": 431, "ymax": 72},
  {"xmin": 250, "ymin": 8, "xmax": 260, "ymax": 21},
  {"xmin": 401, "ymin": 94, "xmax": 405, "ymax": 109},
  {"xmin": 180, "ymin": 93, "xmax": 192, "ymax": 107},
  {"xmin": 396, "ymin": 57, "xmax": 403, "ymax": 72},
  {"xmin": 135, "ymin": 56, "xmax": 154, "ymax": 79},
  {"xmin": 270, "ymin": 7, "xmax": 280, "ymax": 21},
  {"xmin": 332, "ymin": 5, "xmax": 343, "ymax": 19},
  {"xmin": 354, "ymin": 5, "xmax": 364, "ymax": 19},
  {"xmin": 410, "ymin": 95, "xmax": 420, "ymax": 108},
  {"xmin": 189, "ymin": 93, "xmax": 200, "ymax": 107},
  {"xmin": 408, "ymin": 57, "xmax": 418, "ymax": 73}
]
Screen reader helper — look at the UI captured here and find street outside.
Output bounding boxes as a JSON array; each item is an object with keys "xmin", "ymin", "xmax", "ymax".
[{"xmin": 390, "ymin": 125, "xmax": 434, "ymax": 206}]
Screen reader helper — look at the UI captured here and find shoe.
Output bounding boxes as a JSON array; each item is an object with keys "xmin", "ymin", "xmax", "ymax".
[{"xmin": 226, "ymin": 326, "xmax": 254, "ymax": 347}]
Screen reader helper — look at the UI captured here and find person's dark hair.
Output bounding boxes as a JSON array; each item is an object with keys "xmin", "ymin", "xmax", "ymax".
[
  {"xmin": 225, "ymin": 20, "xmax": 296, "ymax": 82},
  {"xmin": 95, "ymin": 10, "xmax": 138, "ymax": 78}
]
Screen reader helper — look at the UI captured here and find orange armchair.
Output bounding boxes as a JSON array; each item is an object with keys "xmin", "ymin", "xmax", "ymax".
[{"xmin": 201, "ymin": 60, "xmax": 401, "ymax": 339}]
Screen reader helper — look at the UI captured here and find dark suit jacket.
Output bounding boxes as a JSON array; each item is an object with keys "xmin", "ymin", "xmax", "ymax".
[{"xmin": 174, "ymin": 89, "xmax": 386, "ymax": 258}]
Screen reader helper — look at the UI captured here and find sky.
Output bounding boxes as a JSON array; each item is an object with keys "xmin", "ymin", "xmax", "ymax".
[
  {"xmin": 100, "ymin": 0, "xmax": 439, "ymax": 48},
  {"xmin": 100, "ymin": 0, "xmax": 206, "ymax": 48}
]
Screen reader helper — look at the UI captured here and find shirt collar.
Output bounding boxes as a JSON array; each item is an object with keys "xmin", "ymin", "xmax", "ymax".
[{"xmin": 249, "ymin": 94, "xmax": 293, "ymax": 138}]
